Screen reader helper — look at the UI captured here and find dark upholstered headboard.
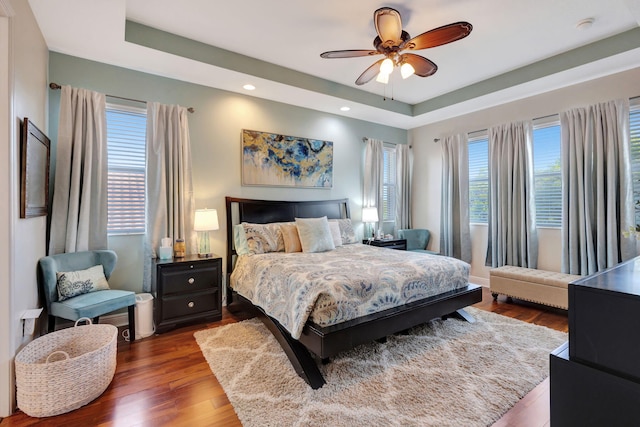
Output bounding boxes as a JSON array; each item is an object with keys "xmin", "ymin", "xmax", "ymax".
[{"xmin": 224, "ymin": 197, "xmax": 350, "ymax": 288}]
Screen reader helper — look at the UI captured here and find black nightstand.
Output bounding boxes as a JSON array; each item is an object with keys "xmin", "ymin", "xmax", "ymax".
[
  {"xmin": 363, "ymin": 238, "xmax": 407, "ymax": 250},
  {"xmin": 151, "ymin": 254, "xmax": 222, "ymax": 333}
]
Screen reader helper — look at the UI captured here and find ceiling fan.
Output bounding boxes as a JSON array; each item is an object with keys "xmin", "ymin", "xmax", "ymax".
[{"xmin": 320, "ymin": 7, "xmax": 472, "ymax": 85}]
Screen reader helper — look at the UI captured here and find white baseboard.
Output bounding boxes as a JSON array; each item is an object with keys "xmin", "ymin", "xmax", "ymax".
[
  {"xmin": 62, "ymin": 314, "xmax": 132, "ymax": 342},
  {"xmin": 53, "ymin": 312, "xmax": 129, "ymax": 332},
  {"xmin": 95, "ymin": 312, "xmax": 129, "ymax": 328},
  {"xmin": 470, "ymin": 275, "xmax": 490, "ymax": 287}
]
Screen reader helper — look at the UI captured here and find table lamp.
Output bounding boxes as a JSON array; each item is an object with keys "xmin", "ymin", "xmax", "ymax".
[
  {"xmin": 362, "ymin": 207, "xmax": 379, "ymax": 239},
  {"xmin": 194, "ymin": 208, "xmax": 219, "ymax": 258}
]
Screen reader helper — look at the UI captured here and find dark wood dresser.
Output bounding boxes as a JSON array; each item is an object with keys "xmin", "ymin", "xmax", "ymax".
[
  {"xmin": 151, "ymin": 254, "xmax": 222, "ymax": 333},
  {"xmin": 550, "ymin": 257, "xmax": 640, "ymax": 425}
]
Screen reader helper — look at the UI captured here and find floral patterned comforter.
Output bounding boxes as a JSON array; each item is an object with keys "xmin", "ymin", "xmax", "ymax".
[{"xmin": 230, "ymin": 243, "xmax": 470, "ymax": 339}]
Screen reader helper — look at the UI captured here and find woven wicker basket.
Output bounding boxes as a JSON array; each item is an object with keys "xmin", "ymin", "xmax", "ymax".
[{"xmin": 15, "ymin": 318, "xmax": 118, "ymax": 417}]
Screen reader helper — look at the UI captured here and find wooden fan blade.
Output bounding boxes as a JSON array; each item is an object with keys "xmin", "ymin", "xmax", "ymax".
[
  {"xmin": 374, "ymin": 7, "xmax": 403, "ymax": 47},
  {"xmin": 355, "ymin": 58, "xmax": 385, "ymax": 85},
  {"xmin": 404, "ymin": 22, "xmax": 472, "ymax": 51},
  {"xmin": 320, "ymin": 49, "xmax": 380, "ymax": 59},
  {"xmin": 402, "ymin": 54, "xmax": 438, "ymax": 77}
]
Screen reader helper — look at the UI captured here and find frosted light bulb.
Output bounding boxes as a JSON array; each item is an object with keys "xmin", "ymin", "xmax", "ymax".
[
  {"xmin": 380, "ymin": 58, "xmax": 394, "ymax": 75},
  {"xmin": 401, "ymin": 62, "xmax": 415, "ymax": 79}
]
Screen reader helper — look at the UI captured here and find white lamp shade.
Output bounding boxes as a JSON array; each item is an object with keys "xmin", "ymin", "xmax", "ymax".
[
  {"xmin": 379, "ymin": 58, "xmax": 394, "ymax": 75},
  {"xmin": 362, "ymin": 207, "xmax": 379, "ymax": 223},
  {"xmin": 194, "ymin": 209, "xmax": 219, "ymax": 231},
  {"xmin": 401, "ymin": 62, "xmax": 415, "ymax": 79},
  {"xmin": 376, "ymin": 72, "xmax": 390, "ymax": 84}
]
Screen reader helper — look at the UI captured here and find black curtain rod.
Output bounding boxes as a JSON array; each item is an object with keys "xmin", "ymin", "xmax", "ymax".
[{"xmin": 49, "ymin": 82, "xmax": 195, "ymax": 113}]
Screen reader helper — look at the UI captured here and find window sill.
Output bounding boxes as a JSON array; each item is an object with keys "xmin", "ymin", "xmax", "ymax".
[{"xmin": 108, "ymin": 232, "xmax": 145, "ymax": 237}]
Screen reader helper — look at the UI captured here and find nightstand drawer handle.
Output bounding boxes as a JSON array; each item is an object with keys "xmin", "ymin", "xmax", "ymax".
[
  {"xmin": 188, "ymin": 277, "xmax": 195, "ymax": 284},
  {"xmin": 188, "ymin": 301, "xmax": 195, "ymax": 308}
]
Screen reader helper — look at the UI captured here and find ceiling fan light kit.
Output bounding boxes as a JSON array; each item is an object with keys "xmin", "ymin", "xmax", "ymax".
[
  {"xmin": 379, "ymin": 58, "xmax": 394, "ymax": 74},
  {"xmin": 400, "ymin": 62, "xmax": 415, "ymax": 79},
  {"xmin": 375, "ymin": 72, "xmax": 390, "ymax": 84},
  {"xmin": 320, "ymin": 7, "xmax": 472, "ymax": 85}
]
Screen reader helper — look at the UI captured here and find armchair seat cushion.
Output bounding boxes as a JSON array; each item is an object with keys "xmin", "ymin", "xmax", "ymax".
[{"xmin": 50, "ymin": 289, "xmax": 135, "ymax": 321}]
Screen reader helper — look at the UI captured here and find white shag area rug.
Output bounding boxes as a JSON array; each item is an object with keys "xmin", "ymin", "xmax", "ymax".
[{"xmin": 194, "ymin": 307, "xmax": 566, "ymax": 427}]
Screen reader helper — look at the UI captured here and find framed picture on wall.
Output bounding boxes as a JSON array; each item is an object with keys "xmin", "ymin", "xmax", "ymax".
[
  {"xmin": 20, "ymin": 118, "xmax": 50, "ymax": 218},
  {"xmin": 241, "ymin": 129, "xmax": 333, "ymax": 188}
]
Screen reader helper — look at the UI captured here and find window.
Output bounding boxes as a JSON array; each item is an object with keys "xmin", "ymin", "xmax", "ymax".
[
  {"xmin": 468, "ymin": 135, "xmax": 489, "ymax": 223},
  {"xmin": 382, "ymin": 145, "xmax": 396, "ymax": 222},
  {"xmin": 631, "ymin": 98, "xmax": 640, "ymax": 226},
  {"xmin": 533, "ymin": 118, "xmax": 562, "ymax": 227},
  {"xmin": 106, "ymin": 104, "xmax": 146, "ymax": 234}
]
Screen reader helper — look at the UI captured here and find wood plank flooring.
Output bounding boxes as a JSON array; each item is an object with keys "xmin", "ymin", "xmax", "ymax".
[{"xmin": 2, "ymin": 287, "xmax": 567, "ymax": 427}]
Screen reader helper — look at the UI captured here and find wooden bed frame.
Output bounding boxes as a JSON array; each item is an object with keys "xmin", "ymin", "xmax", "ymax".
[{"xmin": 225, "ymin": 196, "xmax": 482, "ymax": 389}]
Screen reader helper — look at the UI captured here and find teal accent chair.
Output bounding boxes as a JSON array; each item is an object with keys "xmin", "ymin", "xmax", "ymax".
[
  {"xmin": 37, "ymin": 250, "xmax": 136, "ymax": 341},
  {"xmin": 397, "ymin": 229, "xmax": 439, "ymax": 255}
]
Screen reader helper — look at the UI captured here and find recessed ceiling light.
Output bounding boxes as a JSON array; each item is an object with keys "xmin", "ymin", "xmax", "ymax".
[
  {"xmin": 340, "ymin": 106, "xmax": 351, "ymax": 111},
  {"xmin": 243, "ymin": 84, "xmax": 256, "ymax": 91},
  {"xmin": 575, "ymin": 18, "xmax": 594, "ymax": 30}
]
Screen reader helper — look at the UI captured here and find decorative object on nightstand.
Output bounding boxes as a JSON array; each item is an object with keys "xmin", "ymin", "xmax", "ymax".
[
  {"xmin": 194, "ymin": 208, "xmax": 219, "ymax": 258},
  {"xmin": 173, "ymin": 238, "xmax": 186, "ymax": 258},
  {"xmin": 151, "ymin": 254, "xmax": 222, "ymax": 333},
  {"xmin": 158, "ymin": 237, "xmax": 173, "ymax": 259},
  {"xmin": 362, "ymin": 206, "xmax": 378, "ymax": 239}
]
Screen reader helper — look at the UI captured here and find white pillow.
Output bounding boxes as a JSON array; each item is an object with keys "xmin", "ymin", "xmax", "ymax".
[
  {"xmin": 328, "ymin": 221, "xmax": 343, "ymax": 247},
  {"xmin": 329, "ymin": 218, "xmax": 358, "ymax": 244},
  {"xmin": 56, "ymin": 265, "xmax": 110, "ymax": 301},
  {"xmin": 295, "ymin": 217, "xmax": 335, "ymax": 253}
]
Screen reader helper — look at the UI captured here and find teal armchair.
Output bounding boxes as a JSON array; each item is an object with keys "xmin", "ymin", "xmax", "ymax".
[
  {"xmin": 37, "ymin": 250, "xmax": 136, "ymax": 341},
  {"xmin": 397, "ymin": 229, "xmax": 439, "ymax": 255}
]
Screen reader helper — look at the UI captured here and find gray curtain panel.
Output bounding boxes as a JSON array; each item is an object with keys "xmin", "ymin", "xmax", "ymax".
[
  {"xmin": 440, "ymin": 134, "xmax": 471, "ymax": 263},
  {"xmin": 561, "ymin": 99, "xmax": 634, "ymax": 275},
  {"xmin": 143, "ymin": 102, "xmax": 195, "ymax": 291},
  {"xmin": 395, "ymin": 143, "xmax": 412, "ymax": 233},
  {"xmin": 49, "ymin": 85, "xmax": 108, "ymax": 255},
  {"xmin": 487, "ymin": 121, "xmax": 538, "ymax": 268},
  {"xmin": 363, "ymin": 138, "xmax": 384, "ymax": 233}
]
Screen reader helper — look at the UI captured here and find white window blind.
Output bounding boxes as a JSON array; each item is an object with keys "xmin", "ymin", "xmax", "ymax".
[
  {"xmin": 106, "ymin": 104, "xmax": 146, "ymax": 234},
  {"xmin": 631, "ymin": 98, "xmax": 640, "ymax": 227},
  {"xmin": 533, "ymin": 119, "xmax": 562, "ymax": 227},
  {"xmin": 382, "ymin": 145, "xmax": 396, "ymax": 222},
  {"xmin": 468, "ymin": 136, "xmax": 489, "ymax": 223}
]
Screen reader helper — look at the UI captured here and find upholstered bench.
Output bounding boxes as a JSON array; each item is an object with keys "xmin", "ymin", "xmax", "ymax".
[{"xmin": 489, "ymin": 265, "xmax": 581, "ymax": 310}]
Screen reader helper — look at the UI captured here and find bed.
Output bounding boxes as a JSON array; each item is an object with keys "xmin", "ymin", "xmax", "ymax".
[{"xmin": 225, "ymin": 197, "xmax": 482, "ymax": 389}]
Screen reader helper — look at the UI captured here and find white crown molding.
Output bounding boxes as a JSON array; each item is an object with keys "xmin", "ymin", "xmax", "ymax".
[
  {"xmin": 625, "ymin": 0, "xmax": 640, "ymax": 25},
  {"xmin": 0, "ymin": 0, "xmax": 14, "ymax": 17}
]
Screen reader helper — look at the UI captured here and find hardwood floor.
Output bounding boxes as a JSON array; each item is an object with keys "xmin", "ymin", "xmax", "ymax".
[{"xmin": 2, "ymin": 287, "xmax": 567, "ymax": 427}]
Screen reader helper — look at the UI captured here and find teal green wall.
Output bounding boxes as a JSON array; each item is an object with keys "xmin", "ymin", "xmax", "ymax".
[{"xmin": 48, "ymin": 52, "xmax": 407, "ymax": 293}]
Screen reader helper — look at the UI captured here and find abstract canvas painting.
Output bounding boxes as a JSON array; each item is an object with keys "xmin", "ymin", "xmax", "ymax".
[{"xmin": 242, "ymin": 129, "xmax": 333, "ymax": 188}]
